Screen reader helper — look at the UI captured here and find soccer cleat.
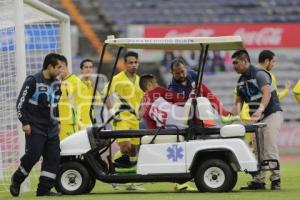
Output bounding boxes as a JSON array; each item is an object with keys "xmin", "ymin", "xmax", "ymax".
[
  {"xmin": 115, "ymin": 165, "xmax": 137, "ymax": 173},
  {"xmin": 113, "ymin": 152, "xmax": 137, "ymax": 173},
  {"xmin": 221, "ymin": 114, "xmax": 240, "ymax": 124},
  {"xmin": 125, "ymin": 184, "xmax": 145, "ymax": 191},
  {"xmin": 111, "ymin": 183, "xmax": 120, "ymax": 190},
  {"xmin": 271, "ymin": 179, "xmax": 281, "ymax": 190},
  {"xmin": 10, "ymin": 182, "xmax": 21, "ymax": 197},
  {"xmin": 240, "ymin": 181, "xmax": 265, "ymax": 190},
  {"xmin": 174, "ymin": 183, "xmax": 197, "ymax": 192},
  {"xmin": 113, "ymin": 152, "xmax": 136, "ymax": 168}
]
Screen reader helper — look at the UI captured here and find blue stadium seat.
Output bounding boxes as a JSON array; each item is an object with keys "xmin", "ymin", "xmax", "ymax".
[{"xmin": 98, "ymin": 0, "xmax": 300, "ymax": 34}]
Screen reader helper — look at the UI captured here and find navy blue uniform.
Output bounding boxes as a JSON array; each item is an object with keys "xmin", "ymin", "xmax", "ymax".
[
  {"xmin": 168, "ymin": 70, "xmax": 197, "ymax": 101},
  {"xmin": 236, "ymin": 65, "xmax": 282, "ymax": 118},
  {"xmin": 237, "ymin": 65, "xmax": 283, "ymax": 184},
  {"xmin": 168, "ymin": 70, "xmax": 229, "ymax": 115},
  {"xmin": 12, "ymin": 71, "xmax": 61, "ymax": 195}
]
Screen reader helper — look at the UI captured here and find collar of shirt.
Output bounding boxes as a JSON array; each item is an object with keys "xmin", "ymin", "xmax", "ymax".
[
  {"xmin": 39, "ymin": 71, "xmax": 56, "ymax": 84},
  {"xmin": 242, "ymin": 65, "xmax": 255, "ymax": 78}
]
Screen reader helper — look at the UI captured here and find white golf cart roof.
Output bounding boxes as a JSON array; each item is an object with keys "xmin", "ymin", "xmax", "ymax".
[{"xmin": 105, "ymin": 35, "xmax": 244, "ymax": 50}]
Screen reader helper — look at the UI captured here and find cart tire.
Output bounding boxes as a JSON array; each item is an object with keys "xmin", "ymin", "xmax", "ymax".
[
  {"xmin": 229, "ymin": 171, "xmax": 238, "ymax": 191},
  {"xmin": 55, "ymin": 161, "xmax": 90, "ymax": 195},
  {"xmin": 84, "ymin": 175, "xmax": 96, "ymax": 194},
  {"xmin": 194, "ymin": 159, "xmax": 235, "ymax": 192}
]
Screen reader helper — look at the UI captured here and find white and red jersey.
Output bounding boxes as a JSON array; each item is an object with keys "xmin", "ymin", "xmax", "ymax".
[
  {"xmin": 140, "ymin": 87, "xmax": 184, "ymax": 129},
  {"xmin": 141, "ymin": 86, "xmax": 216, "ymax": 129},
  {"xmin": 148, "ymin": 97, "xmax": 216, "ymax": 128},
  {"xmin": 148, "ymin": 97, "xmax": 187, "ymax": 128}
]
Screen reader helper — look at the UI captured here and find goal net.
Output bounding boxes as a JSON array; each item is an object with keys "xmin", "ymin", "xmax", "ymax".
[{"xmin": 0, "ymin": 0, "xmax": 70, "ymax": 193}]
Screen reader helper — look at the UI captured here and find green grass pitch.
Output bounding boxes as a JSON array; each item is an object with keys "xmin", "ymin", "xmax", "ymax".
[{"xmin": 1, "ymin": 161, "xmax": 299, "ymax": 200}]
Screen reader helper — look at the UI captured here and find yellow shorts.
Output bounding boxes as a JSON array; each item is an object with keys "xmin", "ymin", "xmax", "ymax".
[
  {"xmin": 114, "ymin": 120, "xmax": 140, "ymax": 145},
  {"xmin": 59, "ymin": 123, "xmax": 79, "ymax": 140}
]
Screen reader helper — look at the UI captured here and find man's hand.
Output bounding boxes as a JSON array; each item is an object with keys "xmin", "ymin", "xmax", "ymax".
[
  {"xmin": 220, "ymin": 113, "xmax": 240, "ymax": 124},
  {"xmin": 285, "ymin": 81, "xmax": 292, "ymax": 90},
  {"xmin": 22, "ymin": 124, "xmax": 31, "ymax": 135},
  {"xmin": 251, "ymin": 109, "xmax": 263, "ymax": 122},
  {"xmin": 108, "ymin": 108, "xmax": 121, "ymax": 122}
]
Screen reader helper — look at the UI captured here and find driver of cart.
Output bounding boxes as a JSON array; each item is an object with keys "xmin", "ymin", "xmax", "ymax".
[
  {"xmin": 167, "ymin": 58, "xmax": 238, "ymax": 122},
  {"xmin": 101, "ymin": 51, "xmax": 144, "ymax": 169}
]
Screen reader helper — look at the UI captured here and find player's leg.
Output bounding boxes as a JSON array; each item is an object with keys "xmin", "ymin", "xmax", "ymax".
[
  {"xmin": 113, "ymin": 121, "xmax": 135, "ymax": 168},
  {"xmin": 263, "ymin": 111, "xmax": 283, "ymax": 190},
  {"xmin": 10, "ymin": 130, "xmax": 46, "ymax": 196},
  {"xmin": 36, "ymin": 135, "xmax": 60, "ymax": 196}
]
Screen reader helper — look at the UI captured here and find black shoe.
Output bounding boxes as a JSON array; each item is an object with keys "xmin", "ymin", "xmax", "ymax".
[
  {"xmin": 36, "ymin": 191, "xmax": 62, "ymax": 196},
  {"xmin": 240, "ymin": 181, "xmax": 266, "ymax": 190},
  {"xmin": 271, "ymin": 179, "xmax": 281, "ymax": 190},
  {"xmin": 113, "ymin": 154, "xmax": 136, "ymax": 168},
  {"xmin": 10, "ymin": 182, "xmax": 20, "ymax": 197}
]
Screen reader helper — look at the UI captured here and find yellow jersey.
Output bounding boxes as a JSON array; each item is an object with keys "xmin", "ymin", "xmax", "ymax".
[
  {"xmin": 271, "ymin": 73, "xmax": 289, "ymax": 100},
  {"xmin": 293, "ymin": 79, "xmax": 300, "ymax": 104},
  {"xmin": 78, "ymin": 79, "xmax": 101, "ymax": 128},
  {"xmin": 102, "ymin": 71, "xmax": 144, "ymax": 124},
  {"xmin": 58, "ymin": 74, "xmax": 87, "ymax": 127}
]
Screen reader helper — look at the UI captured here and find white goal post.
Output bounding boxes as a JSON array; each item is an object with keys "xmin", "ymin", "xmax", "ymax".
[{"xmin": 0, "ymin": 0, "xmax": 71, "ymax": 193}]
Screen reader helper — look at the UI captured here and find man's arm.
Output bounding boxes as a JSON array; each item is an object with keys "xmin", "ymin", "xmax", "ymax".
[
  {"xmin": 271, "ymin": 73, "xmax": 290, "ymax": 100},
  {"xmin": 100, "ymin": 82, "xmax": 120, "ymax": 119},
  {"xmin": 251, "ymin": 85, "xmax": 271, "ymax": 122},
  {"xmin": 16, "ymin": 76, "xmax": 35, "ymax": 125},
  {"xmin": 251, "ymin": 71, "xmax": 272, "ymax": 122},
  {"xmin": 232, "ymin": 95, "xmax": 244, "ymax": 115},
  {"xmin": 161, "ymin": 87, "xmax": 185, "ymax": 104},
  {"xmin": 167, "ymin": 83, "xmax": 179, "ymax": 93},
  {"xmin": 219, "ymin": 93, "xmax": 243, "ymax": 124},
  {"xmin": 138, "ymin": 95, "xmax": 149, "ymax": 119},
  {"xmin": 16, "ymin": 76, "xmax": 36, "ymax": 134},
  {"xmin": 293, "ymin": 79, "xmax": 300, "ymax": 104}
]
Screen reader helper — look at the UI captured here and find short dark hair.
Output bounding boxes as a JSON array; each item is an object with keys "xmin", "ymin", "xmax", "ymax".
[
  {"xmin": 139, "ymin": 74, "xmax": 155, "ymax": 92},
  {"xmin": 170, "ymin": 57, "xmax": 187, "ymax": 71},
  {"xmin": 231, "ymin": 50, "xmax": 251, "ymax": 62},
  {"xmin": 80, "ymin": 58, "xmax": 94, "ymax": 69},
  {"xmin": 124, "ymin": 51, "xmax": 138, "ymax": 62},
  {"xmin": 42, "ymin": 53, "xmax": 61, "ymax": 70},
  {"xmin": 258, "ymin": 50, "xmax": 275, "ymax": 64},
  {"xmin": 59, "ymin": 54, "xmax": 68, "ymax": 66}
]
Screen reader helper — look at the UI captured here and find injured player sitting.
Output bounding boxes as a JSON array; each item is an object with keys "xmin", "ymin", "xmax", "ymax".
[{"xmin": 138, "ymin": 74, "xmax": 218, "ymax": 130}]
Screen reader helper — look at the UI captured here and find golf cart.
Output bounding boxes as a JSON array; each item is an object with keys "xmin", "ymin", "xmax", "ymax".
[{"xmin": 55, "ymin": 36, "xmax": 278, "ymax": 194}]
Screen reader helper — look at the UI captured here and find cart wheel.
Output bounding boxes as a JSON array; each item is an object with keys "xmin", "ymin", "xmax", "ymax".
[
  {"xmin": 84, "ymin": 175, "xmax": 96, "ymax": 194},
  {"xmin": 194, "ymin": 159, "xmax": 236, "ymax": 192},
  {"xmin": 55, "ymin": 161, "xmax": 90, "ymax": 195},
  {"xmin": 229, "ymin": 170, "xmax": 238, "ymax": 191}
]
